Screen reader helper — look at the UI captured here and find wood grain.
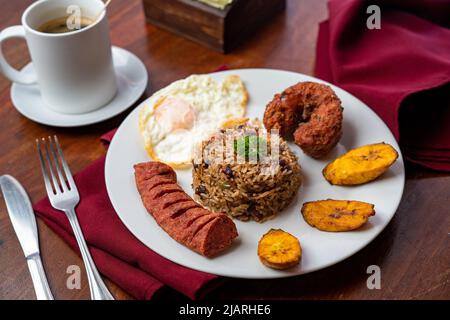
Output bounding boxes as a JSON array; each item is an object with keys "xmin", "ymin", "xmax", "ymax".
[
  {"xmin": 142, "ymin": 0, "xmax": 286, "ymax": 52},
  {"xmin": 0, "ymin": 0, "xmax": 448, "ymax": 300}
]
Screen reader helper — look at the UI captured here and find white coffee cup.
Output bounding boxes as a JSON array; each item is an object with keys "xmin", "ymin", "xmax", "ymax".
[{"xmin": 0, "ymin": 0, "xmax": 117, "ymax": 114}]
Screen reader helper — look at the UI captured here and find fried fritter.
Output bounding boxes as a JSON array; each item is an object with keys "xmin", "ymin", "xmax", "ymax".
[{"xmin": 263, "ymin": 82, "xmax": 343, "ymax": 158}]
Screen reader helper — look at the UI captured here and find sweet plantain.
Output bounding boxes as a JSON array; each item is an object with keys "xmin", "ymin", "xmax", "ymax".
[
  {"xmin": 323, "ymin": 143, "xmax": 398, "ymax": 185},
  {"xmin": 301, "ymin": 199, "xmax": 375, "ymax": 232},
  {"xmin": 257, "ymin": 229, "xmax": 301, "ymax": 270}
]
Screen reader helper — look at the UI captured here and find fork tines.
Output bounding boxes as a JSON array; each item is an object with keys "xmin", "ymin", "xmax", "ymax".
[{"xmin": 36, "ymin": 136, "xmax": 76, "ymax": 196}]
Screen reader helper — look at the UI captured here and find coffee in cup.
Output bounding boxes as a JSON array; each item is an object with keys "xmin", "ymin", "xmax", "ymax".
[{"xmin": 37, "ymin": 16, "xmax": 95, "ymax": 34}]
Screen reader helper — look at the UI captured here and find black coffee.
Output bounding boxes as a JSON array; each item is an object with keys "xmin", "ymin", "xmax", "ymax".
[{"xmin": 37, "ymin": 16, "xmax": 94, "ymax": 34}]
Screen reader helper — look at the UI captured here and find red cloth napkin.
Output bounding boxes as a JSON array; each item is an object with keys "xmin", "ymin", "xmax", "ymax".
[
  {"xmin": 315, "ymin": 0, "xmax": 450, "ymax": 171},
  {"xmin": 33, "ymin": 132, "xmax": 219, "ymax": 300}
]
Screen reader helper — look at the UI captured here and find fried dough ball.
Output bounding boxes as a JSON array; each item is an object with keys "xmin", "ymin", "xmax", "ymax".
[{"xmin": 263, "ymin": 82, "xmax": 343, "ymax": 158}]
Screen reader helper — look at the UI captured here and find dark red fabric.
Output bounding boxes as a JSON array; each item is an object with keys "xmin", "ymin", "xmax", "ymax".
[
  {"xmin": 315, "ymin": 0, "xmax": 450, "ymax": 171},
  {"xmin": 99, "ymin": 128, "xmax": 117, "ymax": 143},
  {"xmin": 33, "ymin": 154, "xmax": 218, "ymax": 300}
]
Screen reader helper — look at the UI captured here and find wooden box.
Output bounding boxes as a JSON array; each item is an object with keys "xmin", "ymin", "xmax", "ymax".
[{"xmin": 142, "ymin": 0, "xmax": 286, "ymax": 53}]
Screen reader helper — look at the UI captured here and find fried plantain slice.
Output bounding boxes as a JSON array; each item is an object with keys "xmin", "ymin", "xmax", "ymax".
[
  {"xmin": 301, "ymin": 199, "xmax": 375, "ymax": 232},
  {"xmin": 257, "ymin": 229, "xmax": 301, "ymax": 270},
  {"xmin": 323, "ymin": 143, "xmax": 398, "ymax": 185}
]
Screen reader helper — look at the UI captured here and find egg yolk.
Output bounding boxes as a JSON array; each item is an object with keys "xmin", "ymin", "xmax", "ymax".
[{"xmin": 154, "ymin": 96, "xmax": 196, "ymax": 133}]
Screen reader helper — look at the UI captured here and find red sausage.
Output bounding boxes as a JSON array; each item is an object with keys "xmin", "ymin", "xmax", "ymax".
[{"xmin": 134, "ymin": 161, "xmax": 238, "ymax": 257}]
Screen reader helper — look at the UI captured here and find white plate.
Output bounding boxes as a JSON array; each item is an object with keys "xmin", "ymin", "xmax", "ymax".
[
  {"xmin": 105, "ymin": 69, "xmax": 405, "ymax": 279},
  {"xmin": 11, "ymin": 47, "xmax": 148, "ymax": 127}
]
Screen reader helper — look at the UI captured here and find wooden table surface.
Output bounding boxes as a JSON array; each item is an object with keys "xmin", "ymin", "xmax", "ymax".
[{"xmin": 0, "ymin": 0, "xmax": 449, "ymax": 300}]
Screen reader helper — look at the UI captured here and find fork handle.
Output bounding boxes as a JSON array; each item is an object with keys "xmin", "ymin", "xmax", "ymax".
[{"xmin": 65, "ymin": 208, "xmax": 114, "ymax": 300}]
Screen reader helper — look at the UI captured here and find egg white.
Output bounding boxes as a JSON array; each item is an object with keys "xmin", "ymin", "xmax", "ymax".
[{"xmin": 139, "ymin": 74, "xmax": 248, "ymax": 168}]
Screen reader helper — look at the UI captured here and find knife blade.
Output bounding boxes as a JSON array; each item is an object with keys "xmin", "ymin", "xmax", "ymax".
[{"xmin": 0, "ymin": 175, "xmax": 54, "ymax": 300}]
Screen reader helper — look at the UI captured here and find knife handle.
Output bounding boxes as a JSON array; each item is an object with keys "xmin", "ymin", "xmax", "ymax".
[{"xmin": 26, "ymin": 254, "xmax": 54, "ymax": 300}]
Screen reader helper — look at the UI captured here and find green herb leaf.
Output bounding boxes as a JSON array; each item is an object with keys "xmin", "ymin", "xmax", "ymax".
[{"xmin": 234, "ymin": 135, "xmax": 267, "ymax": 160}]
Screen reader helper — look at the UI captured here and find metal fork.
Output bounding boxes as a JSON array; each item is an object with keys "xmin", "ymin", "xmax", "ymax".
[{"xmin": 36, "ymin": 136, "xmax": 114, "ymax": 300}]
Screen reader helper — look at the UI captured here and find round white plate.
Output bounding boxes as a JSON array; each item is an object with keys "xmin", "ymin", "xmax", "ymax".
[
  {"xmin": 105, "ymin": 69, "xmax": 405, "ymax": 279},
  {"xmin": 11, "ymin": 46, "xmax": 148, "ymax": 127}
]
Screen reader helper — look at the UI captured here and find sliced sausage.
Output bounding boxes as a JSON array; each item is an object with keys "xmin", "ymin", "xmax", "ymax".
[
  {"xmin": 134, "ymin": 161, "xmax": 238, "ymax": 257},
  {"xmin": 145, "ymin": 184, "xmax": 184, "ymax": 202},
  {"xmin": 157, "ymin": 192, "xmax": 193, "ymax": 211},
  {"xmin": 134, "ymin": 162, "xmax": 176, "ymax": 182},
  {"xmin": 160, "ymin": 208, "xmax": 213, "ymax": 243},
  {"xmin": 181, "ymin": 212, "xmax": 219, "ymax": 244},
  {"xmin": 190, "ymin": 215, "xmax": 238, "ymax": 257},
  {"xmin": 158, "ymin": 200, "xmax": 200, "ymax": 222},
  {"xmin": 138, "ymin": 175, "xmax": 176, "ymax": 194}
]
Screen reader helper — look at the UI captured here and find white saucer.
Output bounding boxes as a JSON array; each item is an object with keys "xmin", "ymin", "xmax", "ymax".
[{"xmin": 11, "ymin": 46, "xmax": 148, "ymax": 127}]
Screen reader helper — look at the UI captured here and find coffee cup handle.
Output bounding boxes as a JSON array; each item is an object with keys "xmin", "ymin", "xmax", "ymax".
[{"xmin": 0, "ymin": 26, "xmax": 37, "ymax": 85}]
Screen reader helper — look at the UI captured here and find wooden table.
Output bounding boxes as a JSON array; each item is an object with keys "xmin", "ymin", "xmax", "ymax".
[{"xmin": 0, "ymin": 0, "xmax": 448, "ymax": 300}]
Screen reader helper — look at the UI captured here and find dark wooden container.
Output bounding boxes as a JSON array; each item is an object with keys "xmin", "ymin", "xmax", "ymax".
[{"xmin": 142, "ymin": 0, "xmax": 286, "ymax": 53}]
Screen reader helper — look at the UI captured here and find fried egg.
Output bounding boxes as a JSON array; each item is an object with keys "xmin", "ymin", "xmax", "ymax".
[{"xmin": 139, "ymin": 74, "xmax": 248, "ymax": 168}]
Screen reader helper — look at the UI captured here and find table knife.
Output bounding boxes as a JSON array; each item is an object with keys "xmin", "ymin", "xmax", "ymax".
[{"xmin": 0, "ymin": 175, "xmax": 54, "ymax": 300}]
